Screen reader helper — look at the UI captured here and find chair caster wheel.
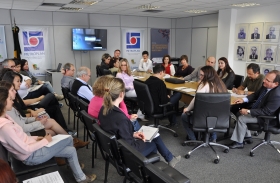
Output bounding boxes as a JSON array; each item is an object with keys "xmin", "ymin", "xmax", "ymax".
[
  {"xmin": 182, "ymin": 142, "xmax": 187, "ymax": 146},
  {"xmin": 185, "ymin": 154, "xmax": 190, "ymax": 159},
  {"xmin": 250, "ymin": 152, "xmax": 254, "ymax": 157},
  {"xmin": 223, "ymin": 149, "xmax": 229, "ymax": 153},
  {"xmin": 214, "ymin": 159, "xmax": 219, "ymax": 164},
  {"xmin": 173, "ymin": 133, "xmax": 178, "ymax": 137}
]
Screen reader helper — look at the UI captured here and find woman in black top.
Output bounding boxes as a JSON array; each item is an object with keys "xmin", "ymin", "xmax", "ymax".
[
  {"xmin": 98, "ymin": 77, "xmax": 181, "ymax": 167},
  {"xmin": 174, "ymin": 55, "xmax": 194, "ymax": 77},
  {"xmin": 217, "ymin": 57, "xmax": 235, "ymax": 89}
]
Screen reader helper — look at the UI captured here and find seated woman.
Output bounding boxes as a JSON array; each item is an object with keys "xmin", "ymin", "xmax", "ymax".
[
  {"xmin": 217, "ymin": 57, "xmax": 235, "ymax": 89},
  {"xmin": 99, "ymin": 53, "xmax": 111, "ymax": 75},
  {"xmin": 20, "ymin": 59, "xmax": 63, "ymax": 100},
  {"xmin": 108, "ymin": 58, "xmax": 120, "ymax": 74},
  {"xmin": 98, "ymin": 77, "xmax": 181, "ymax": 167},
  {"xmin": 181, "ymin": 66, "xmax": 228, "ymax": 145},
  {"xmin": 0, "ymin": 87, "xmax": 96, "ymax": 183},
  {"xmin": 0, "ymin": 159, "xmax": 17, "ymax": 183},
  {"xmin": 162, "ymin": 54, "xmax": 175, "ymax": 76},
  {"xmin": 116, "ymin": 58, "xmax": 146, "ymax": 121},
  {"xmin": 0, "ymin": 80, "xmax": 89, "ymax": 149},
  {"xmin": 174, "ymin": 55, "xmax": 194, "ymax": 77},
  {"xmin": 88, "ymin": 75, "xmax": 140, "ymax": 131}
]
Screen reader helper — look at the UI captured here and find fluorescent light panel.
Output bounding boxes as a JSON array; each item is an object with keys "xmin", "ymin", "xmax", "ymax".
[
  {"xmin": 231, "ymin": 2, "xmax": 260, "ymax": 7},
  {"xmin": 69, "ymin": 0, "xmax": 98, "ymax": 6},
  {"xmin": 185, "ymin": 9, "xmax": 207, "ymax": 13}
]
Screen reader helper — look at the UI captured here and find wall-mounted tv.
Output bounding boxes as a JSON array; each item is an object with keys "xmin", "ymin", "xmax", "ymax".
[{"xmin": 72, "ymin": 28, "xmax": 107, "ymax": 51}]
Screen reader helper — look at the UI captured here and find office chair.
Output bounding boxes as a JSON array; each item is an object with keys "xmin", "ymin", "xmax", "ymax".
[
  {"xmin": 96, "ymin": 65, "xmax": 102, "ymax": 77},
  {"xmin": 102, "ymin": 69, "xmax": 112, "ymax": 76},
  {"xmin": 247, "ymin": 109, "xmax": 280, "ymax": 157},
  {"xmin": 76, "ymin": 98, "xmax": 89, "ymax": 142},
  {"xmin": 80, "ymin": 110, "xmax": 98, "ymax": 168},
  {"xmin": 68, "ymin": 93, "xmax": 80, "ymax": 136},
  {"xmin": 61, "ymin": 87, "xmax": 71, "ymax": 125},
  {"xmin": 183, "ymin": 93, "xmax": 231, "ymax": 164},
  {"xmin": 233, "ymin": 74, "xmax": 244, "ymax": 88},
  {"xmin": 133, "ymin": 80, "xmax": 178, "ymax": 137}
]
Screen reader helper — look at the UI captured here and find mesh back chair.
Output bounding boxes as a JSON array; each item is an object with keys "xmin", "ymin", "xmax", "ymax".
[
  {"xmin": 247, "ymin": 109, "xmax": 280, "ymax": 157},
  {"xmin": 183, "ymin": 93, "xmax": 231, "ymax": 164},
  {"xmin": 133, "ymin": 80, "xmax": 178, "ymax": 137},
  {"xmin": 68, "ymin": 93, "xmax": 80, "ymax": 136},
  {"xmin": 61, "ymin": 87, "xmax": 71, "ymax": 125},
  {"xmin": 76, "ymin": 98, "xmax": 89, "ymax": 142},
  {"xmin": 80, "ymin": 110, "xmax": 98, "ymax": 168},
  {"xmin": 233, "ymin": 74, "xmax": 244, "ymax": 88}
]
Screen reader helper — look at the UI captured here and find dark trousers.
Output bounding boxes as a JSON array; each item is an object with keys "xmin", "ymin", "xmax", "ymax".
[
  {"xmin": 24, "ymin": 86, "xmax": 50, "ymax": 100},
  {"xmin": 167, "ymin": 92, "xmax": 182, "ymax": 124}
]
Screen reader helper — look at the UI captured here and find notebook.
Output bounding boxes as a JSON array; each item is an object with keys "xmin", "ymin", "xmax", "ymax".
[
  {"xmin": 165, "ymin": 78, "xmax": 185, "ymax": 84},
  {"xmin": 138, "ymin": 126, "xmax": 159, "ymax": 142},
  {"xmin": 47, "ymin": 63, "xmax": 62, "ymax": 72}
]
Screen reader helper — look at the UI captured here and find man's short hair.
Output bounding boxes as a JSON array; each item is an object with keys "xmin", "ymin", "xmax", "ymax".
[
  {"xmin": 76, "ymin": 67, "xmax": 89, "ymax": 77},
  {"xmin": 2, "ymin": 59, "xmax": 14, "ymax": 67},
  {"xmin": 247, "ymin": 63, "xmax": 260, "ymax": 74},
  {"xmin": 153, "ymin": 64, "xmax": 165, "ymax": 74},
  {"xmin": 114, "ymin": 49, "xmax": 121, "ymax": 53},
  {"xmin": 270, "ymin": 70, "xmax": 280, "ymax": 83},
  {"xmin": 63, "ymin": 63, "xmax": 74, "ymax": 71},
  {"xmin": 142, "ymin": 51, "xmax": 149, "ymax": 56}
]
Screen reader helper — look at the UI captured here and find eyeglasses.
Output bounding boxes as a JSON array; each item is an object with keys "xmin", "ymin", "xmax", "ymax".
[{"xmin": 10, "ymin": 65, "xmax": 15, "ymax": 68}]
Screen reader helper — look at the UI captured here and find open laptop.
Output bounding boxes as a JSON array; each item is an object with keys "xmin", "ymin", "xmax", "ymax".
[{"xmin": 47, "ymin": 63, "xmax": 62, "ymax": 72}]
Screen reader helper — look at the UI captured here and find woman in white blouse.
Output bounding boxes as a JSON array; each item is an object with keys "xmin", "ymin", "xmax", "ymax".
[{"xmin": 181, "ymin": 66, "xmax": 228, "ymax": 144}]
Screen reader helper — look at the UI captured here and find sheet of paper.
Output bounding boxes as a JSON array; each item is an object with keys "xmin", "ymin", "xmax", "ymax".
[
  {"xmin": 133, "ymin": 76, "xmax": 145, "ymax": 79},
  {"xmin": 45, "ymin": 134, "xmax": 71, "ymax": 147},
  {"xmin": 181, "ymin": 88, "xmax": 196, "ymax": 92},
  {"xmin": 230, "ymin": 93, "xmax": 247, "ymax": 98},
  {"xmin": 23, "ymin": 171, "xmax": 64, "ymax": 183}
]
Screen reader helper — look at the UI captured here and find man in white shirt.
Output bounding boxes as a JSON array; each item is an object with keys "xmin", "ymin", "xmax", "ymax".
[
  {"xmin": 138, "ymin": 51, "xmax": 153, "ymax": 72},
  {"xmin": 71, "ymin": 66, "xmax": 94, "ymax": 103}
]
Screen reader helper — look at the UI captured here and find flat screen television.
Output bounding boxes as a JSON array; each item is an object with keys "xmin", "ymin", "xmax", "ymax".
[{"xmin": 72, "ymin": 28, "xmax": 107, "ymax": 51}]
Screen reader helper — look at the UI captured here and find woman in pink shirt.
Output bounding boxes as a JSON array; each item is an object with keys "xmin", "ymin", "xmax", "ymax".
[{"xmin": 0, "ymin": 87, "xmax": 96, "ymax": 183}]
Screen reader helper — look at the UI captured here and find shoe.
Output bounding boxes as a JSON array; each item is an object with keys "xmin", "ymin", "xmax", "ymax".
[
  {"xmin": 229, "ymin": 142, "xmax": 244, "ymax": 149},
  {"xmin": 186, "ymin": 142, "xmax": 197, "ymax": 146},
  {"xmin": 73, "ymin": 138, "xmax": 90, "ymax": 149},
  {"xmin": 138, "ymin": 117, "xmax": 149, "ymax": 122},
  {"xmin": 243, "ymin": 138, "xmax": 253, "ymax": 144},
  {"xmin": 55, "ymin": 94, "xmax": 64, "ymax": 101},
  {"xmin": 55, "ymin": 157, "xmax": 66, "ymax": 166},
  {"xmin": 67, "ymin": 130, "xmax": 77, "ymax": 137},
  {"xmin": 79, "ymin": 174, "xmax": 97, "ymax": 183},
  {"xmin": 166, "ymin": 123, "xmax": 177, "ymax": 128},
  {"xmin": 168, "ymin": 155, "xmax": 181, "ymax": 167},
  {"xmin": 59, "ymin": 103, "xmax": 63, "ymax": 108}
]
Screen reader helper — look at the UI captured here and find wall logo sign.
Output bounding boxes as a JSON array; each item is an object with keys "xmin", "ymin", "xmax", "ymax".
[
  {"xmin": 23, "ymin": 31, "xmax": 44, "ymax": 51},
  {"xmin": 126, "ymin": 32, "xmax": 140, "ymax": 50}
]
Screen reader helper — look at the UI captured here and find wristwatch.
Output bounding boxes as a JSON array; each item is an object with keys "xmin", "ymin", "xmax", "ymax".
[{"xmin": 247, "ymin": 110, "xmax": 250, "ymax": 114}]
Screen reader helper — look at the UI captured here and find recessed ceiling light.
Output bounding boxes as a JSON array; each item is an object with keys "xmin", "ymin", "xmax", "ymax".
[
  {"xmin": 136, "ymin": 4, "xmax": 160, "ymax": 10},
  {"xmin": 69, "ymin": 0, "xmax": 98, "ymax": 6},
  {"xmin": 59, "ymin": 7, "xmax": 83, "ymax": 11},
  {"xmin": 231, "ymin": 3, "xmax": 260, "ymax": 7},
  {"xmin": 185, "ymin": 9, "xmax": 207, "ymax": 13}
]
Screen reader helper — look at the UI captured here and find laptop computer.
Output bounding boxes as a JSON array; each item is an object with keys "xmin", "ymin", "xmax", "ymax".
[{"xmin": 47, "ymin": 63, "xmax": 62, "ymax": 72}]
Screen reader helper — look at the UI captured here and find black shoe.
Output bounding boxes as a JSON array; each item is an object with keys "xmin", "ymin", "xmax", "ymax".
[
  {"xmin": 243, "ymin": 138, "xmax": 253, "ymax": 145},
  {"xmin": 186, "ymin": 142, "xmax": 198, "ymax": 146},
  {"xmin": 229, "ymin": 142, "xmax": 244, "ymax": 149},
  {"xmin": 166, "ymin": 123, "xmax": 177, "ymax": 128}
]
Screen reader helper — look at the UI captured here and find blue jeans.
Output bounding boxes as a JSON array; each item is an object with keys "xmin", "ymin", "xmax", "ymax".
[
  {"xmin": 167, "ymin": 92, "xmax": 182, "ymax": 124},
  {"xmin": 23, "ymin": 137, "xmax": 86, "ymax": 182},
  {"xmin": 42, "ymin": 81, "xmax": 54, "ymax": 93},
  {"xmin": 132, "ymin": 120, "xmax": 141, "ymax": 131},
  {"xmin": 181, "ymin": 113, "xmax": 217, "ymax": 141},
  {"xmin": 139, "ymin": 136, "xmax": 173, "ymax": 162}
]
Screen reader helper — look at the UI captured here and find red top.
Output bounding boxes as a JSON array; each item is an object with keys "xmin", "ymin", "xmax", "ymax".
[{"xmin": 163, "ymin": 64, "xmax": 171, "ymax": 75}]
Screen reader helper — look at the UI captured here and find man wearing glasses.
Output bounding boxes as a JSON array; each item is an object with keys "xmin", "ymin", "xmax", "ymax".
[
  {"xmin": 71, "ymin": 66, "xmax": 93, "ymax": 103},
  {"xmin": 229, "ymin": 70, "xmax": 280, "ymax": 149},
  {"xmin": 2, "ymin": 58, "xmax": 16, "ymax": 71},
  {"xmin": 61, "ymin": 63, "xmax": 76, "ymax": 89}
]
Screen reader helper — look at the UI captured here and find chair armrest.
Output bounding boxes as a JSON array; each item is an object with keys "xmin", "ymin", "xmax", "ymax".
[
  {"xmin": 186, "ymin": 111, "xmax": 193, "ymax": 116},
  {"xmin": 159, "ymin": 102, "xmax": 173, "ymax": 108},
  {"xmin": 258, "ymin": 115, "xmax": 277, "ymax": 131},
  {"xmin": 258, "ymin": 115, "xmax": 277, "ymax": 119}
]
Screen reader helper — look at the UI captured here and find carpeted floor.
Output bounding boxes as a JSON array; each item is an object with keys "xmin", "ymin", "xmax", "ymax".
[{"xmin": 59, "ymin": 101, "xmax": 280, "ymax": 183}]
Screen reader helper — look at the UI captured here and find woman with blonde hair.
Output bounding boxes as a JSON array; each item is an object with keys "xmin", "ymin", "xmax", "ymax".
[{"xmin": 98, "ymin": 78, "xmax": 181, "ymax": 167}]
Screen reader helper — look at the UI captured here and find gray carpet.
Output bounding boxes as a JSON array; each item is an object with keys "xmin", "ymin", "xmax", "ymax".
[{"xmin": 60, "ymin": 101, "xmax": 280, "ymax": 183}]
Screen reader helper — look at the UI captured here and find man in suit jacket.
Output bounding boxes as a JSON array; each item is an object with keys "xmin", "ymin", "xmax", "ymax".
[
  {"xmin": 229, "ymin": 70, "xmax": 280, "ymax": 149},
  {"xmin": 264, "ymin": 48, "xmax": 273, "ymax": 61},
  {"xmin": 249, "ymin": 46, "xmax": 258, "ymax": 59},
  {"xmin": 251, "ymin": 28, "xmax": 260, "ymax": 39},
  {"xmin": 238, "ymin": 28, "xmax": 246, "ymax": 39},
  {"xmin": 266, "ymin": 27, "xmax": 276, "ymax": 39}
]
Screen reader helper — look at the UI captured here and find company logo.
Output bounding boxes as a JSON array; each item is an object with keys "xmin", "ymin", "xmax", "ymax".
[
  {"xmin": 126, "ymin": 32, "xmax": 140, "ymax": 49},
  {"xmin": 23, "ymin": 31, "xmax": 44, "ymax": 51}
]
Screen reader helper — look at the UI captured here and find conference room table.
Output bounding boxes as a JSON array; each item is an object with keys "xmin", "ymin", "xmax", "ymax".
[{"xmin": 132, "ymin": 71, "xmax": 241, "ymax": 104}]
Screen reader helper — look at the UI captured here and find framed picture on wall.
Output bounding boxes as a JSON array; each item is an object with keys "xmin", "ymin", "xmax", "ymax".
[
  {"xmin": 277, "ymin": 46, "xmax": 280, "ymax": 64},
  {"xmin": 235, "ymin": 24, "xmax": 249, "ymax": 42},
  {"xmin": 275, "ymin": 65, "xmax": 280, "ymax": 71},
  {"xmin": 249, "ymin": 23, "xmax": 263, "ymax": 42},
  {"xmin": 247, "ymin": 43, "xmax": 261, "ymax": 62},
  {"xmin": 263, "ymin": 22, "xmax": 280, "ymax": 42},
  {"xmin": 260, "ymin": 65, "xmax": 275, "ymax": 75},
  {"xmin": 235, "ymin": 43, "xmax": 247, "ymax": 61},
  {"xmin": 261, "ymin": 44, "xmax": 277, "ymax": 64}
]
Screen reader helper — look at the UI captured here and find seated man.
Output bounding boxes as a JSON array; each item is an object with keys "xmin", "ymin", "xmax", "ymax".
[
  {"xmin": 182, "ymin": 56, "xmax": 216, "ymax": 82},
  {"xmin": 61, "ymin": 63, "xmax": 75, "ymax": 90},
  {"xmin": 145, "ymin": 64, "xmax": 182, "ymax": 127},
  {"xmin": 229, "ymin": 70, "xmax": 280, "ymax": 149},
  {"xmin": 231, "ymin": 63, "xmax": 265, "ymax": 116},
  {"xmin": 71, "ymin": 66, "xmax": 93, "ymax": 103},
  {"xmin": 138, "ymin": 51, "xmax": 153, "ymax": 72}
]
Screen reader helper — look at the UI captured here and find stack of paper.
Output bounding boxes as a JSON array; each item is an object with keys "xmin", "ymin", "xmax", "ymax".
[
  {"xmin": 138, "ymin": 126, "xmax": 159, "ymax": 142},
  {"xmin": 174, "ymin": 87, "xmax": 196, "ymax": 93},
  {"xmin": 23, "ymin": 171, "xmax": 64, "ymax": 183}
]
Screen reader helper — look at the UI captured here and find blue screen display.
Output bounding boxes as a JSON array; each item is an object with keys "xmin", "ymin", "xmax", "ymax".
[{"xmin": 72, "ymin": 28, "xmax": 107, "ymax": 51}]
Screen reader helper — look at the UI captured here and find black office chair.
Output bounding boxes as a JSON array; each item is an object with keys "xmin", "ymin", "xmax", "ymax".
[
  {"xmin": 183, "ymin": 93, "xmax": 231, "ymax": 164},
  {"xmin": 247, "ymin": 109, "xmax": 280, "ymax": 157},
  {"xmin": 68, "ymin": 93, "xmax": 80, "ymax": 136},
  {"xmin": 96, "ymin": 65, "xmax": 102, "ymax": 77},
  {"xmin": 76, "ymin": 98, "xmax": 89, "ymax": 142},
  {"xmin": 61, "ymin": 87, "xmax": 71, "ymax": 125},
  {"xmin": 133, "ymin": 80, "xmax": 178, "ymax": 137},
  {"xmin": 102, "ymin": 69, "xmax": 112, "ymax": 76},
  {"xmin": 80, "ymin": 110, "xmax": 98, "ymax": 168},
  {"xmin": 124, "ymin": 96, "xmax": 138, "ymax": 114},
  {"xmin": 233, "ymin": 74, "xmax": 244, "ymax": 88}
]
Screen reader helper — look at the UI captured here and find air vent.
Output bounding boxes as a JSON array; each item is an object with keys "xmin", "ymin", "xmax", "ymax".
[
  {"xmin": 69, "ymin": 0, "xmax": 98, "ymax": 6},
  {"xmin": 41, "ymin": 3, "xmax": 65, "ymax": 7},
  {"xmin": 59, "ymin": 7, "xmax": 83, "ymax": 11},
  {"xmin": 142, "ymin": 10, "xmax": 164, "ymax": 13}
]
